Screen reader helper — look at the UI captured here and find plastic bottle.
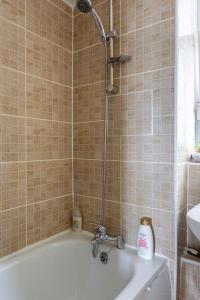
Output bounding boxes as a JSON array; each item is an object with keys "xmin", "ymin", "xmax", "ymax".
[
  {"xmin": 137, "ymin": 217, "xmax": 154, "ymax": 260},
  {"xmin": 73, "ymin": 208, "xmax": 82, "ymax": 232}
]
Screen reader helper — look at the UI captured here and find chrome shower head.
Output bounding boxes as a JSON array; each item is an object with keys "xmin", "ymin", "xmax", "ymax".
[
  {"xmin": 76, "ymin": 0, "xmax": 107, "ymax": 43},
  {"xmin": 77, "ymin": 0, "xmax": 92, "ymax": 13}
]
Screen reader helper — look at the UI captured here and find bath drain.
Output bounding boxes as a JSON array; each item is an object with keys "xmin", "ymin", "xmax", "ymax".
[{"xmin": 100, "ymin": 252, "xmax": 109, "ymax": 264}]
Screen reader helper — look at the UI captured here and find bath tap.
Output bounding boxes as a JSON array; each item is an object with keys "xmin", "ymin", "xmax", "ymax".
[{"xmin": 91, "ymin": 225, "xmax": 125, "ymax": 258}]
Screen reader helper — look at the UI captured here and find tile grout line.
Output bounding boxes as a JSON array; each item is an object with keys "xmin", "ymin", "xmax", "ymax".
[
  {"xmin": 72, "ymin": 6, "xmax": 75, "ymax": 213},
  {"xmin": 0, "ymin": 158, "xmax": 73, "ymax": 164},
  {"xmin": 0, "ymin": 113, "xmax": 72, "ymax": 124},
  {"xmin": 0, "ymin": 15, "xmax": 72, "ymax": 55},
  {"xmin": 74, "ymin": 193, "xmax": 174, "ymax": 213},
  {"xmin": 0, "ymin": 64, "xmax": 73, "ymax": 89},
  {"xmin": 47, "ymin": 0, "xmax": 73, "ymax": 18},
  {"xmin": 119, "ymin": 0, "xmax": 123, "ymax": 235},
  {"xmin": 25, "ymin": 0, "xmax": 28, "ymax": 248},
  {"xmin": 73, "ymin": 114, "xmax": 174, "ymax": 124},
  {"xmin": 120, "ymin": 16, "xmax": 176, "ymax": 38},
  {"xmin": 0, "ymin": 159, "xmax": 174, "ymax": 164},
  {"xmin": 186, "ymin": 163, "xmax": 190, "ymax": 247},
  {"xmin": 73, "ymin": 65, "xmax": 174, "ymax": 89},
  {"xmin": 73, "ymin": 17, "xmax": 175, "ymax": 53},
  {"xmin": 73, "ymin": 158, "xmax": 174, "ymax": 164},
  {"xmin": 26, "ymin": 27, "xmax": 72, "ymax": 55},
  {"xmin": 1, "ymin": 194, "xmax": 73, "ymax": 214},
  {"xmin": 119, "ymin": 0, "xmax": 122, "ymax": 235}
]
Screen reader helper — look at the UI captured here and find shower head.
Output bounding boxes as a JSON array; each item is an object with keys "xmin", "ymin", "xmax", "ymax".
[
  {"xmin": 77, "ymin": 0, "xmax": 92, "ymax": 13},
  {"xmin": 76, "ymin": 0, "xmax": 107, "ymax": 43}
]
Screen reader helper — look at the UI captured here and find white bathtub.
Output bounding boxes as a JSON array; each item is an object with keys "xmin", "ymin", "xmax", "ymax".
[{"xmin": 0, "ymin": 231, "xmax": 171, "ymax": 300}]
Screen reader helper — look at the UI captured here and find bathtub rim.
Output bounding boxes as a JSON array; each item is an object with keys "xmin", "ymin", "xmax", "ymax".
[{"xmin": 0, "ymin": 229, "xmax": 168, "ymax": 265}]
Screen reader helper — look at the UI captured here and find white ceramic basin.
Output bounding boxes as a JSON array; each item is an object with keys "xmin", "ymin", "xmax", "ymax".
[{"xmin": 187, "ymin": 203, "xmax": 200, "ymax": 241}]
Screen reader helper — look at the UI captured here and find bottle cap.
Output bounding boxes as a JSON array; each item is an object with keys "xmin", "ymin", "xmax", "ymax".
[{"xmin": 140, "ymin": 216, "xmax": 152, "ymax": 226}]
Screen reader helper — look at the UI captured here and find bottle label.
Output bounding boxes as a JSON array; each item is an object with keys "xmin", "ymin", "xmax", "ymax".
[{"xmin": 138, "ymin": 233, "xmax": 148, "ymax": 250}]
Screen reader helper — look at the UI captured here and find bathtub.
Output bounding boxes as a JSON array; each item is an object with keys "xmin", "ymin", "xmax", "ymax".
[{"xmin": 0, "ymin": 230, "xmax": 171, "ymax": 300}]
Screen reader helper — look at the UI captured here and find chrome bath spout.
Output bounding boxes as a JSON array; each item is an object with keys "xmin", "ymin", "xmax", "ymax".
[{"xmin": 91, "ymin": 225, "xmax": 125, "ymax": 258}]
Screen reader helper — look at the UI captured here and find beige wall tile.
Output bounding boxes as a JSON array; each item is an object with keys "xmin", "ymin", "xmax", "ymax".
[
  {"xmin": 26, "ymin": 0, "xmax": 53, "ymax": 42},
  {"xmin": 0, "ymin": 0, "xmax": 73, "ymax": 259},
  {"xmin": 121, "ymin": 134, "xmax": 174, "ymax": 163},
  {"xmin": 74, "ymin": 195, "xmax": 120, "ymax": 236},
  {"xmin": 0, "ymin": 67, "xmax": 25, "ymax": 116},
  {"xmin": 52, "ymin": 45, "xmax": 72, "ymax": 86},
  {"xmin": 26, "ymin": 32, "xmax": 72, "ymax": 86},
  {"xmin": 27, "ymin": 195, "xmax": 72, "ymax": 245},
  {"xmin": 74, "ymin": 195, "xmax": 101, "ymax": 232},
  {"xmin": 121, "ymin": 0, "xmax": 175, "ymax": 34},
  {"xmin": 1, "ymin": 115, "xmax": 25, "ymax": 162},
  {"xmin": 27, "ymin": 118, "xmax": 72, "ymax": 160},
  {"xmin": 121, "ymin": 19, "xmax": 175, "ymax": 76},
  {"xmin": 179, "ymin": 260, "xmax": 200, "ymax": 300},
  {"xmin": 121, "ymin": 162, "xmax": 174, "ymax": 210},
  {"xmin": 0, "ymin": 0, "xmax": 25, "ymax": 27},
  {"xmin": 27, "ymin": 159, "xmax": 72, "ymax": 204},
  {"xmin": 74, "ymin": 44, "xmax": 105, "ymax": 87},
  {"xmin": 1, "ymin": 162, "xmax": 26, "ymax": 210},
  {"xmin": 26, "ymin": 31, "xmax": 53, "ymax": 80},
  {"xmin": 74, "ymin": 159, "xmax": 120, "ymax": 202},
  {"xmin": 74, "ymin": 159, "xmax": 102, "ymax": 199},
  {"xmin": 121, "ymin": 91, "xmax": 153, "ymax": 135},
  {"xmin": 26, "ymin": 75, "xmax": 72, "ymax": 122},
  {"xmin": 152, "ymin": 209, "xmax": 175, "ymax": 258},
  {"xmin": 73, "ymin": 48, "xmax": 89, "ymax": 87},
  {"xmin": 74, "ymin": 82, "xmax": 104, "ymax": 122},
  {"xmin": 121, "ymin": 67, "xmax": 174, "ymax": 106},
  {"xmin": 49, "ymin": 0, "xmax": 72, "ymax": 16},
  {"xmin": 51, "ymin": 5, "xmax": 72, "ymax": 51},
  {"xmin": 27, "ymin": 0, "xmax": 73, "ymax": 51},
  {"xmin": 1, "ymin": 207, "xmax": 26, "ymax": 256},
  {"xmin": 0, "ymin": 18, "xmax": 25, "ymax": 71},
  {"xmin": 153, "ymin": 115, "xmax": 174, "ymax": 135},
  {"xmin": 74, "ymin": 121, "xmax": 104, "ymax": 159},
  {"xmin": 104, "ymin": 200, "xmax": 121, "ymax": 235}
]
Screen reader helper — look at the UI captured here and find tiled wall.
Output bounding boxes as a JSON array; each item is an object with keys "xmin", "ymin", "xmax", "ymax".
[
  {"xmin": 178, "ymin": 163, "xmax": 200, "ymax": 299},
  {"xmin": 73, "ymin": 0, "xmax": 176, "ymax": 278},
  {"xmin": 179, "ymin": 259, "xmax": 200, "ymax": 300},
  {"xmin": 0, "ymin": 0, "xmax": 73, "ymax": 257}
]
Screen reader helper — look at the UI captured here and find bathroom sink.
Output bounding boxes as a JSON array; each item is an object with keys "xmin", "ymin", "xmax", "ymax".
[{"xmin": 187, "ymin": 204, "xmax": 200, "ymax": 241}]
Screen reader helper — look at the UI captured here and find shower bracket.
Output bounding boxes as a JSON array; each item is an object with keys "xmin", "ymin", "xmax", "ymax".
[
  {"xmin": 106, "ymin": 83, "xmax": 118, "ymax": 95},
  {"xmin": 106, "ymin": 30, "xmax": 117, "ymax": 40}
]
